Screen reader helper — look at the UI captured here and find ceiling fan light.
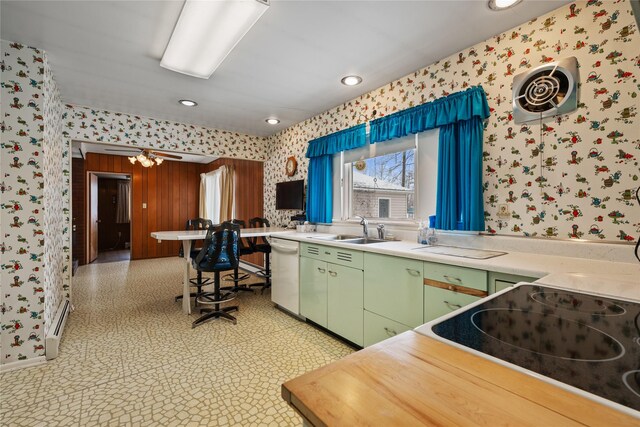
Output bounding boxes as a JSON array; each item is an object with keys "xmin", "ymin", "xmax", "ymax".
[
  {"xmin": 155, "ymin": 158, "xmax": 164, "ymax": 165},
  {"xmin": 160, "ymin": 0, "xmax": 270, "ymax": 79},
  {"xmin": 128, "ymin": 156, "xmax": 137, "ymax": 165},
  {"xmin": 137, "ymin": 154, "xmax": 147, "ymax": 163}
]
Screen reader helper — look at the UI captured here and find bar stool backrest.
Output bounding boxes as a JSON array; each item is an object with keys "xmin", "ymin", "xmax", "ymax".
[
  {"xmin": 248, "ymin": 217, "xmax": 270, "ymax": 248},
  {"xmin": 194, "ymin": 222, "xmax": 239, "ymax": 272},
  {"xmin": 179, "ymin": 218, "xmax": 213, "ymax": 257}
]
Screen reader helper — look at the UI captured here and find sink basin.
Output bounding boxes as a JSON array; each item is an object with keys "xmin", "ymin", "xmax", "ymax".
[
  {"xmin": 343, "ymin": 238, "xmax": 386, "ymax": 245},
  {"xmin": 311, "ymin": 234, "xmax": 361, "ymax": 241}
]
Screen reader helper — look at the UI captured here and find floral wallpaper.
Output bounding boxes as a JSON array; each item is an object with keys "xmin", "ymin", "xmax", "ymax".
[
  {"xmin": 1, "ymin": 39, "xmax": 69, "ymax": 365},
  {"xmin": 63, "ymin": 104, "xmax": 268, "ymax": 161},
  {"xmin": 42, "ymin": 51, "xmax": 70, "ymax": 338},
  {"xmin": 265, "ymin": 0, "xmax": 639, "ymax": 243},
  {"xmin": 1, "ymin": 40, "xmax": 47, "ymax": 363}
]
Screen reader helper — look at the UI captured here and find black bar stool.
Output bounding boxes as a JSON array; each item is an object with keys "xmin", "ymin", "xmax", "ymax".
[
  {"xmin": 221, "ymin": 219, "xmax": 255, "ymax": 294},
  {"xmin": 192, "ymin": 222, "xmax": 240, "ymax": 328},
  {"xmin": 248, "ymin": 217, "xmax": 271, "ymax": 294},
  {"xmin": 175, "ymin": 218, "xmax": 213, "ymax": 305}
]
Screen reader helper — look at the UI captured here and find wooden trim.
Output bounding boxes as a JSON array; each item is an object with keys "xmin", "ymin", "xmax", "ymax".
[{"xmin": 423, "ymin": 278, "xmax": 488, "ymax": 298}]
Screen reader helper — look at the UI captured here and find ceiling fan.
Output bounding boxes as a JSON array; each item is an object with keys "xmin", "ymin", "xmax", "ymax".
[{"xmin": 104, "ymin": 147, "xmax": 182, "ymax": 167}]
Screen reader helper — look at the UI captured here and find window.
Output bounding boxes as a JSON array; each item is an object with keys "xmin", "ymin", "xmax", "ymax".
[
  {"xmin": 378, "ymin": 198, "xmax": 390, "ymax": 218},
  {"xmin": 350, "ymin": 150, "xmax": 415, "ymax": 220},
  {"xmin": 332, "ymin": 129, "xmax": 439, "ymax": 223}
]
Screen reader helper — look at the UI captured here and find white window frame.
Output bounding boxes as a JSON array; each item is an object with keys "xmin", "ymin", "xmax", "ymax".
[
  {"xmin": 332, "ymin": 129, "xmax": 439, "ymax": 226},
  {"xmin": 377, "ymin": 197, "xmax": 390, "ymax": 218}
]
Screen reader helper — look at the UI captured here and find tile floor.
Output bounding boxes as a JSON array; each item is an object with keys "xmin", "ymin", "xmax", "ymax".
[{"xmin": 1, "ymin": 257, "xmax": 355, "ymax": 426}]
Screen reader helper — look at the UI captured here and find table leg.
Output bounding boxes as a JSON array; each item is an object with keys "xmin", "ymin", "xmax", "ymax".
[{"xmin": 182, "ymin": 240, "xmax": 192, "ymax": 315}]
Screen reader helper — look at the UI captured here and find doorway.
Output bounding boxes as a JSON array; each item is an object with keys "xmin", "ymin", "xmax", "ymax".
[{"xmin": 87, "ymin": 172, "xmax": 132, "ymax": 264}]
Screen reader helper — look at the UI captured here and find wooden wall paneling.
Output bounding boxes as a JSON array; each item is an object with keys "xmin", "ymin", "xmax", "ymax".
[
  {"xmin": 131, "ymin": 160, "xmax": 143, "ymax": 259},
  {"xmin": 147, "ymin": 164, "xmax": 157, "ymax": 258}
]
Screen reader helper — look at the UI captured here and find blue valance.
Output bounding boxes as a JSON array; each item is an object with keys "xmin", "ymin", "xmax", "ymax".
[
  {"xmin": 369, "ymin": 86, "xmax": 490, "ymax": 144},
  {"xmin": 305, "ymin": 123, "xmax": 367, "ymax": 158}
]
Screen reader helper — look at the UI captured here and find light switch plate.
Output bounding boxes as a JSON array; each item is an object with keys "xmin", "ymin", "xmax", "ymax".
[{"xmin": 142, "ymin": 203, "xmax": 147, "ymax": 209}]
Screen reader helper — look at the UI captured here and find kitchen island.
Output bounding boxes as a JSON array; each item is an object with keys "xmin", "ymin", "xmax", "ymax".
[{"xmin": 282, "ymin": 331, "xmax": 639, "ymax": 426}]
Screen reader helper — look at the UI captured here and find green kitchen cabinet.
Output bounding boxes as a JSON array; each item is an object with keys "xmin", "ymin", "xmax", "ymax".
[
  {"xmin": 363, "ymin": 310, "xmax": 412, "ymax": 347},
  {"xmin": 423, "ymin": 262, "xmax": 488, "ymax": 324},
  {"xmin": 327, "ymin": 263, "xmax": 364, "ymax": 346},
  {"xmin": 299, "ymin": 256, "xmax": 328, "ymax": 328},
  {"xmin": 423, "ymin": 285, "xmax": 482, "ymax": 323},
  {"xmin": 488, "ymin": 271, "xmax": 540, "ymax": 294},
  {"xmin": 363, "ymin": 253, "xmax": 423, "ymax": 328}
]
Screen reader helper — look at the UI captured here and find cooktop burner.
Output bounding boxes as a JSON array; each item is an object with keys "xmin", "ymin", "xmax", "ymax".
[{"xmin": 428, "ymin": 284, "xmax": 640, "ymax": 414}]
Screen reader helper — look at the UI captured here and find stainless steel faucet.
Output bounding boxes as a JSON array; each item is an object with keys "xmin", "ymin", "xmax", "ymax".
[
  {"xmin": 356, "ymin": 216, "xmax": 368, "ymax": 238},
  {"xmin": 377, "ymin": 224, "xmax": 385, "ymax": 240}
]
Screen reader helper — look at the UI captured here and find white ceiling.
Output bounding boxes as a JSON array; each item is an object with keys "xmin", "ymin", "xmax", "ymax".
[
  {"xmin": 72, "ymin": 140, "xmax": 217, "ymax": 164},
  {"xmin": 1, "ymin": 0, "xmax": 570, "ymax": 137}
]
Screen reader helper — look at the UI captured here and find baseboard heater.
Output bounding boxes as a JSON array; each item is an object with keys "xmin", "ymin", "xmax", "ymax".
[{"xmin": 45, "ymin": 298, "xmax": 71, "ymax": 360}]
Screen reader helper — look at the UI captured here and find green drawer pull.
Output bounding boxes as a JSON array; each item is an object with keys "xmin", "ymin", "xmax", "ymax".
[
  {"xmin": 325, "ymin": 251, "xmax": 331, "ymax": 255},
  {"xmin": 384, "ymin": 327, "xmax": 397, "ymax": 337},
  {"xmin": 317, "ymin": 267, "xmax": 326, "ymax": 273},
  {"xmin": 406, "ymin": 268, "xmax": 421, "ymax": 276},
  {"xmin": 444, "ymin": 300, "xmax": 462, "ymax": 310},
  {"xmin": 328, "ymin": 270, "xmax": 337, "ymax": 277},
  {"xmin": 443, "ymin": 275, "xmax": 463, "ymax": 285}
]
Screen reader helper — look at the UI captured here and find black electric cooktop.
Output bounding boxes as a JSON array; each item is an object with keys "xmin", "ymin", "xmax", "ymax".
[{"xmin": 430, "ymin": 284, "xmax": 640, "ymax": 413}]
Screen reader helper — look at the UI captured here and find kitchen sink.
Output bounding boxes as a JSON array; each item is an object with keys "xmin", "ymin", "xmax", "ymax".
[
  {"xmin": 342, "ymin": 238, "xmax": 385, "ymax": 244},
  {"xmin": 311, "ymin": 234, "xmax": 361, "ymax": 241},
  {"xmin": 310, "ymin": 235, "xmax": 385, "ymax": 244}
]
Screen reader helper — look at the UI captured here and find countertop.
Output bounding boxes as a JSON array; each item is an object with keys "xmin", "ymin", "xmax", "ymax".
[
  {"xmin": 271, "ymin": 231, "xmax": 640, "ymax": 298},
  {"xmin": 282, "ymin": 331, "xmax": 640, "ymax": 426}
]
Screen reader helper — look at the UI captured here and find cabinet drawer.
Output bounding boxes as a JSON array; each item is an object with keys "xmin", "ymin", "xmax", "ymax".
[
  {"xmin": 300, "ymin": 242, "xmax": 363, "ymax": 269},
  {"xmin": 423, "ymin": 286, "xmax": 482, "ymax": 323},
  {"xmin": 364, "ymin": 310, "xmax": 412, "ymax": 347},
  {"xmin": 423, "ymin": 261, "xmax": 487, "ymax": 292},
  {"xmin": 364, "ymin": 253, "xmax": 423, "ymax": 328}
]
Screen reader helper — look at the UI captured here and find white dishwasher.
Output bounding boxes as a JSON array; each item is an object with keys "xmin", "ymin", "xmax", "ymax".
[{"xmin": 269, "ymin": 237, "xmax": 300, "ymax": 316}]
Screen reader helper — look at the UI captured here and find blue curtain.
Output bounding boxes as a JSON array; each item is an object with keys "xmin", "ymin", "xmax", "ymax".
[
  {"xmin": 306, "ymin": 155, "xmax": 333, "ymax": 223},
  {"xmin": 369, "ymin": 86, "xmax": 490, "ymax": 143},
  {"xmin": 435, "ymin": 116, "xmax": 485, "ymax": 231},
  {"xmin": 306, "ymin": 123, "xmax": 367, "ymax": 158},
  {"xmin": 305, "ymin": 124, "xmax": 366, "ymax": 224}
]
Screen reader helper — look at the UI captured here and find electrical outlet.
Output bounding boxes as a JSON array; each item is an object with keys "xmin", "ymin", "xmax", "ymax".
[{"xmin": 497, "ymin": 204, "xmax": 510, "ymax": 218}]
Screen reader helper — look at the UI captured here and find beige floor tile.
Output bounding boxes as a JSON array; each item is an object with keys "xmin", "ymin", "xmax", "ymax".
[{"xmin": 2, "ymin": 256, "xmax": 355, "ymax": 426}]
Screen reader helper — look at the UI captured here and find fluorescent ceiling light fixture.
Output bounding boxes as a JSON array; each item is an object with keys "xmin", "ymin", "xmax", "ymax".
[
  {"xmin": 161, "ymin": 0, "xmax": 270, "ymax": 79},
  {"xmin": 179, "ymin": 99, "xmax": 197, "ymax": 107},
  {"xmin": 488, "ymin": 0, "xmax": 522, "ymax": 11},
  {"xmin": 265, "ymin": 118, "xmax": 280, "ymax": 125},
  {"xmin": 341, "ymin": 75, "xmax": 363, "ymax": 86}
]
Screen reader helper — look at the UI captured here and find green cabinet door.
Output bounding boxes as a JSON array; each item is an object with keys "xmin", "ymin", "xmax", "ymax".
[
  {"xmin": 363, "ymin": 253, "xmax": 424, "ymax": 328},
  {"xmin": 299, "ymin": 257, "xmax": 328, "ymax": 327},
  {"xmin": 327, "ymin": 264, "xmax": 364, "ymax": 346},
  {"xmin": 423, "ymin": 285, "xmax": 481, "ymax": 323}
]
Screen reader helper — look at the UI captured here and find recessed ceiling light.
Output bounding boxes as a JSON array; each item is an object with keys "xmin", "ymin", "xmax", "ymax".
[
  {"xmin": 265, "ymin": 118, "xmax": 280, "ymax": 125},
  {"xmin": 341, "ymin": 75, "xmax": 362, "ymax": 86},
  {"xmin": 179, "ymin": 99, "xmax": 197, "ymax": 107},
  {"xmin": 488, "ymin": 0, "xmax": 522, "ymax": 11}
]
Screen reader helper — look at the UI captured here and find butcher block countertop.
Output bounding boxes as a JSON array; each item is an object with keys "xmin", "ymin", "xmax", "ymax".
[{"xmin": 282, "ymin": 331, "xmax": 638, "ymax": 426}]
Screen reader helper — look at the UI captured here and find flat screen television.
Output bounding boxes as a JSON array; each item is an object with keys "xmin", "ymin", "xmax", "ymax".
[{"xmin": 276, "ymin": 179, "xmax": 305, "ymax": 210}]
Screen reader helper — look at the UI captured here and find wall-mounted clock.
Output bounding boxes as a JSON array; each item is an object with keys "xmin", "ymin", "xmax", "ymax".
[{"xmin": 285, "ymin": 156, "xmax": 298, "ymax": 176}]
